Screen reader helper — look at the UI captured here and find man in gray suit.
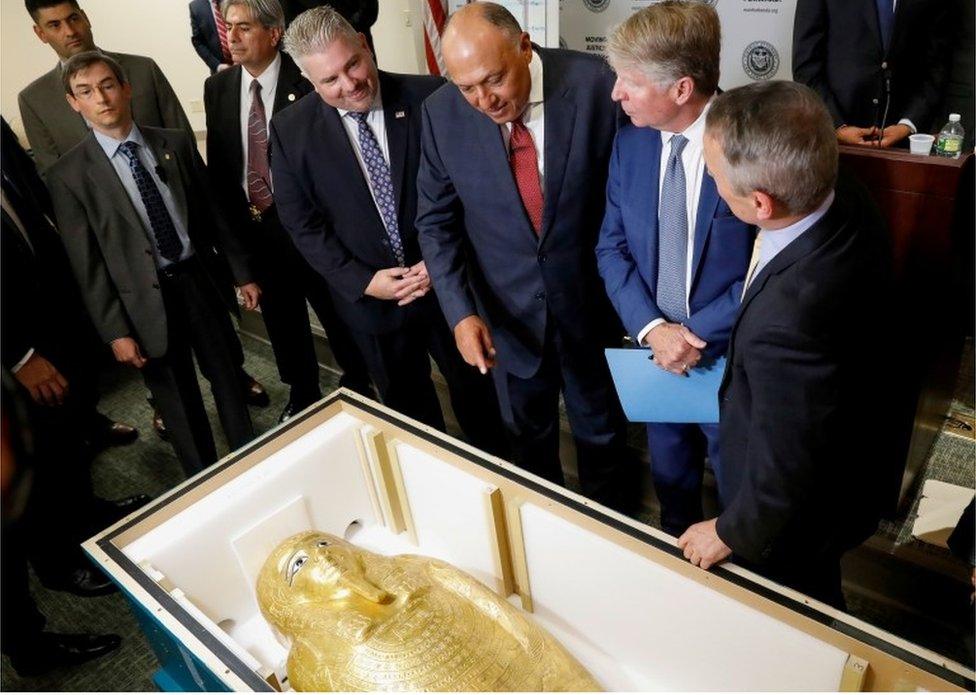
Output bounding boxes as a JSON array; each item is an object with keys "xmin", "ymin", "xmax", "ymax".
[
  {"xmin": 19, "ymin": 0, "xmax": 271, "ymax": 429},
  {"xmin": 46, "ymin": 52, "xmax": 258, "ymax": 476},
  {"xmin": 18, "ymin": 0, "xmax": 194, "ymax": 174}
]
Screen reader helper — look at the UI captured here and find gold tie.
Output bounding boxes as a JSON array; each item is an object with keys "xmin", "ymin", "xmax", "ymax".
[{"xmin": 741, "ymin": 233, "xmax": 763, "ymax": 300}]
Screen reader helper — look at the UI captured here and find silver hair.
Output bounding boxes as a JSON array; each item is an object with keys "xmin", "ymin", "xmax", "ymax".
[
  {"xmin": 706, "ymin": 80, "xmax": 837, "ymax": 216},
  {"xmin": 220, "ymin": 0, "xmax": 285, "ymax": 29},
  {"xmin": 282, "ymin": 5, "xmax": 359, "ymax": 61}
]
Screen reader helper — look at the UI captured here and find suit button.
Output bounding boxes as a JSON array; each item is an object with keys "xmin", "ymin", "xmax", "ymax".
[
  {"xmin": 152, "ymin": 283, "xmax": 160, "ymax": 289},
  {"xmin": 534, "ymin": 291, "xmax": 546, "ymax": 301},
  {"xmin": 538, "ymin": 253, "xmax": 548, "ymax": 263},
  {"xmin": 881, "ymin": 61, "xmax": 887, "ymax": 69},
  {"xmin": 872, "ymin": 98, "xmax": 879, "ymax": 105}
]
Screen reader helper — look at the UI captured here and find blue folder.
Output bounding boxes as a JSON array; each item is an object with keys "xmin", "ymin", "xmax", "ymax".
[{"xmin": 605, "ymin": 348, "xmax": 725, "ymax": 424}]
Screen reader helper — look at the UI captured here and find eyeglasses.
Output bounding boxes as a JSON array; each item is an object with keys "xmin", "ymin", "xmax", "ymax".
[{"xmin": 71, "ymin": 80, "xmax": 120, "ymax": 100}]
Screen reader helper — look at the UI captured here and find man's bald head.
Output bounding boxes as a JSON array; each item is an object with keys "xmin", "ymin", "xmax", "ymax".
[{"xmin": 442, "ymin": 1, "xmax": 533, "ymax": 125}]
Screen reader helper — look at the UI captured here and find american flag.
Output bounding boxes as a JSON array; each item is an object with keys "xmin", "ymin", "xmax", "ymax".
[{"xmin": 423, "ymin": 0, "xmax": 449, "ymax": 76}]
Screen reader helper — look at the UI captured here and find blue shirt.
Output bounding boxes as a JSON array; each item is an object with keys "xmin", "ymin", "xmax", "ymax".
[
  {"xmin": 93, "ymin": 125, "xmax": 193, "ymax": 267},
  {"xmin": 754, "ymin": 191, "xmax": 835, "ymax": 279}
]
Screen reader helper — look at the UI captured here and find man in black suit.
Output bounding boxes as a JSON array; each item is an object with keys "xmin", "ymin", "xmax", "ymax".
[
  {"xmin": 189, "ymin": 0, "xmax": 233, "ymax": 74},
  {"xmin": 205, "ymin": 0, "xmax": 373, "ymax": 421},
  {"xmin": 271, "ymin": 6, "xmax": 507, "ymax": 455},
  {"xmin": 47, "ymin": 52, "xmax": 258, "ymax": 476},
  {"xmin": 678, "ymin": 81, "xmax": 894, "ymax": 608},
  {"xmin": 1, "ymin": 117, "xmax": 149, "ymax": 599},
  {"xmin": 793, "ymin": 0, "xmax": 955, "ymax": 148},
  {"xmin": 416, "ymin": 2, "xmax": 637, "ymax": 512}
]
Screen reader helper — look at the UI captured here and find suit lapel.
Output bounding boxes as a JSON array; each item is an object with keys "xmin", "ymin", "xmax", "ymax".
[
  {"xmin": 644, "ymin": 131, "xmax": 663, "ymax": 282},
  {"xmin": 219, "ymin": 66, "xmax": 245, "ymax": 183},
  {"xmin": 83, "ymin": 135, "xmax": 144, "ymax": 239},
  {"xmin": 318, "ymin": 101, "xmax": 383, "ymax": 226},
  {"xmin": 689, "ymin": 171, "xmax": 720, "ymax": 292},
  {"xmin": 538, "ymin": 49, "xmax": 576, "ymax": 246},
  {"xmin": 380, "ymin": 74, "xmax": 409, "ymax": 214},
  {"xmin": 864, "ymin": 0, "xmax": 885, "ymax": 53},
  {"xmin": 475, "ymin": 112, "xmax": 533, "ymax": 241},
  {"xmin": 272, "ymin": 53, "xmax": 306, "ymax": 114}
]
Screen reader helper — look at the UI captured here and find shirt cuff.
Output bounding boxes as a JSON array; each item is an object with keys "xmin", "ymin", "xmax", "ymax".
[
  {"xmin": 897, "ymin": 118, "xmax": 917, "ymax": 134},
  {"xmin": 12, "ymin": 348, "xmax": 34, "ymax": 373},
  {"xmin": 636, "ymin": 319, "xmax": 666, "ymax": 347}
]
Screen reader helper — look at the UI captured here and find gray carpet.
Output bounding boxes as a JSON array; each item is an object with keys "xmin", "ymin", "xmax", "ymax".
[{"xmin": 1, "ymin": 333, "xmax": 972, "ymax": 690}]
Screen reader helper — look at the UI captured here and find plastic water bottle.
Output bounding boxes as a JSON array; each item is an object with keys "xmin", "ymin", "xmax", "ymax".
[{"xmin": 935, "ymin": 114, "xmax": 965, "ymax": 158}]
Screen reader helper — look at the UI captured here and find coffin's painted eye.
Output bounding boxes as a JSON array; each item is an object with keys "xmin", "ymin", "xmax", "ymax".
[{"xmin": 286, "ymin": 552, "xmax": 309, "ymax": 585}]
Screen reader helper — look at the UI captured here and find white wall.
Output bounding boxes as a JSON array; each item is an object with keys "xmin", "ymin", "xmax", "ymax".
[{"xmin": 0, "ymin": 0, "xmax": 427, "ymax": 144}]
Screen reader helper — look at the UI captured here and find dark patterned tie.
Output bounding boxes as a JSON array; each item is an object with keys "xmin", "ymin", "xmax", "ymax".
[
  {"xmin": 509, "ymin": 116, "xmax": 544, "ymax": 235},
  {"xmin": 247, "ymin": 80, "xmax": 273, "ymax": 213},
  {"xmin": 656, "ymin": 134, "xmax": 689, "ymax": 323},
  {"xmin": 875, "ymin": 0, "xmax": 895, "ymax": 53},
  {"xmin": 349, "ymin": 111, "xmax": 405, "ymax": 265},
  {"xmin": 117, "ymin": 141, "xmax": 183, "ymax": 263}
]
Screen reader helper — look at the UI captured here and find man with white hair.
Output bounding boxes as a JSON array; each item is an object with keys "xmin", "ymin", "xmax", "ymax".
[
  {"xmin": 596, "ymin": 1, "xmax": 754, "ymax": 536},
  {"xmin": 677, "ymin": 80, "xmax": 894, "ymax": 609},
  {"xmin": 269, "ymin": 6, "xmax": 507, "ymax": 455}
]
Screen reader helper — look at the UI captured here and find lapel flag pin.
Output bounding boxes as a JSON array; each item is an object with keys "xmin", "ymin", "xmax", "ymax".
[
  {"xmin": 164, "ymin": 153, "xmax": 171, "ymax": 160},
  {"xmin": 288, "ymin": 93, "xmax": 296, "ymax": 101},
  {"xmin": 395, "ymin": 110, "xmax": 406, "ymax": 119}
]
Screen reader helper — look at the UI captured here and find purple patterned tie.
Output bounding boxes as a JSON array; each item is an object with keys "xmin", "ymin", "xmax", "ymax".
[
  {"xmin": 349, "ymin": 111, "xmax": 405, "ymax": 265},
  {"xmin": 247, "ymin": 80, "xmax": 273, "ymax": 214}
]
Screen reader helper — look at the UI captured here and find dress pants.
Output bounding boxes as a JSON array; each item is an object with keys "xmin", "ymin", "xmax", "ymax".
[
  {"xmin": 349, "ymin": 302, "xmax": 508, "ymax": 458},
  {"xmin": 738, "ymin": 551, "xmax": 847, "ymax": 610},
  {"xmin": 494, "ymin": 324, "xmax": 639, "ymax": 513},
  {"xmin": 251, "ymin": 210, "xmax": 372, "ymax": 402},
  {"xmin": 646, "ymin": 422, "xmax": 721, "ymax": 536},
  {"xmin": 141, "ymin": 258, "xmax": 254, "ymax": 476}
]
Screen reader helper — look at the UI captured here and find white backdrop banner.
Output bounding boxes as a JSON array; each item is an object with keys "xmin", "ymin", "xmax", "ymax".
[{"xmin": 558, "ymin": 0, "xmax": 797, "ymax": 88}]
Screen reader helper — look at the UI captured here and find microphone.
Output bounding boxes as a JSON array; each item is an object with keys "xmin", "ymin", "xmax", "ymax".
[{"xmin": 155, "ymin": 164, "xmax": 168, "ymax": 184}]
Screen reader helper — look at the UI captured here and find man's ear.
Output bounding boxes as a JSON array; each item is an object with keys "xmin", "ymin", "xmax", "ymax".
[
  {"xmin": 673, "ymin": 76, "xmax": 696, "ymax": 106},
  {"xmin": 66, "ymin": 92, "xmax": 82, "ymax": 114},
  {"xmin": 32, "ymin": 23, "xmax": 49, "ymax": 45},
  {"xmin": 753, "ymin": 190, "xmax": 776, "ymax": 223}
]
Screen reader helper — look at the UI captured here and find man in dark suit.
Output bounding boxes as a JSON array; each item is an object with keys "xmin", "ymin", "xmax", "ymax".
[
  {"xmin": 678, "ymin": 81, "xmax": 894, "ymax": 609},
  {"xmin": 793, "ymin": 0, "xmax": 955, "ymax": 148},
  {"xmin": 271, "ymin": 6, "xmax": 507, "ymax": 454},
  {"xmin": 205, "ymin": 0, "xmax": 372, "ymax": 421},
  {"xmin": 46, "ymin": 52, "xmax": 259, "ymax": 476},
  {"xmin": 597, "ymin": 2, "xmax": 754, "ymax": 536},
  {"xmin": 2, "ymin": 118, "xmax": 150, "ymax": 599},
  {"xmin": 190, "ymin": 0, "xmax": 233, "ymax": 74},
  {"xmin": 416, "ymin": 2, "xmax": 636, "ymax": 512}
]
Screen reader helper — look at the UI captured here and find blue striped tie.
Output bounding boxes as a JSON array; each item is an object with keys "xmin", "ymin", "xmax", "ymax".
[
  {"xmin": 349, "ymin": 112, "xmax": 405, "ymax": 266},
  {"xmin": 656, "ymin": 134, "xmax": 689, "ymax": 323},
  {"xmin": 118, "ymin": 141, "xmax": 183, "ymax": 262}
]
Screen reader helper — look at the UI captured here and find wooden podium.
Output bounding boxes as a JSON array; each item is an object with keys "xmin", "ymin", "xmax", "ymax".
[{"xmin": 838, "ymin": 146, "xmax": 974, "ymax": 508}]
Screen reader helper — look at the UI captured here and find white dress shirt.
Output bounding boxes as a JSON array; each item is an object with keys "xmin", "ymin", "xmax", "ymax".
[
  {"xmin": 500, "ymin": 50, "xmax": 545, "ymax": 186},
  {"xmin": 637, "ymin": 99, "xmax": 713, "ymax": 346},
  {"xmin": 338, "ymin": 88, "xmax": 392, "ymax": 230},
  {"xmin": 239, "ymin": 53, "xmax": 281, "ymax": 193}
]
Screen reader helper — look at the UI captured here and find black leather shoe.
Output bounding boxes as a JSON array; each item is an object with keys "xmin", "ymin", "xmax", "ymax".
[
  {"xmin": 42, "ymin": 567, "xmax": 117, "ymax": 598},
  {"xmin": 243, "ymin": 375, "xmax": 270, "ymax": 407},
  {"xmin": 102, "ymin": 493, "xmax": 153, "ymax": 521},
  {"xmin": 8, "ymin": 632, "xmax": 121, "ymax": 677},
  {"xmin": 86, "ymin": 420, "xmax": 139, "ymax": 449},
  {"xmin": 278, "ymin": 396, "xmax": 319, "ymax": 424}
]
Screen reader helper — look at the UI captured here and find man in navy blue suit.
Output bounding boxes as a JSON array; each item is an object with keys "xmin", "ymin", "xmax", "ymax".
[
  {"xmin": 270, "ymin": 6, "xmax": 507, "ymax": 455},
  {"xmin": 596, "ymin": 2, "xmax": 753, "ymax": 535},
  {"xmin": 417, "ymin": 2, "xmax": 637, "ymax": 513}
]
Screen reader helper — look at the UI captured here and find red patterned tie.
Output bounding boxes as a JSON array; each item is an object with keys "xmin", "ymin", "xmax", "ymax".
[
  {"xmin": 247, "ymin": 80, "xmax": 273, "ymax": 213},
  {"xmin": 212, "ymin": 0, "xmax": 232, "ymax": 64},
  {"xmin": 509, "ymin": 116, "xmax": 544, "ymax": 235}
]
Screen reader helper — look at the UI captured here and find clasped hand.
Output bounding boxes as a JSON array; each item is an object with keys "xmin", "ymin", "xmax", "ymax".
[
  {"xmin": 365, "ymin": 261, "xmax": 431, "ymax": 306},
  {"xmin": 646, "ymin": 322, "xmax": 706, "ymax": 375}
]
